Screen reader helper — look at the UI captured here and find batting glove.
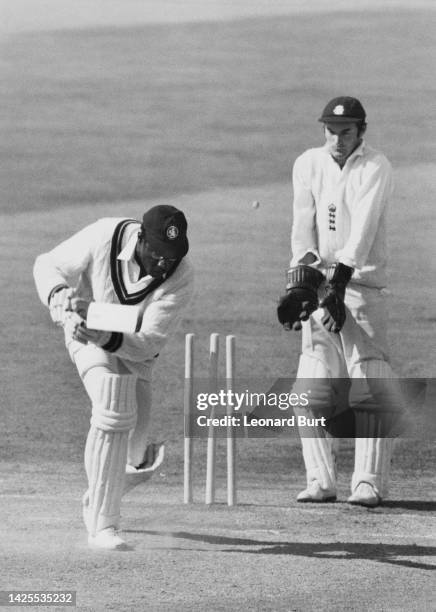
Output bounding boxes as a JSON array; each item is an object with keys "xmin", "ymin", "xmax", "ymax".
[{"xmin": 48, "ymin": 285, "xmax": 73, "ymax": 326}]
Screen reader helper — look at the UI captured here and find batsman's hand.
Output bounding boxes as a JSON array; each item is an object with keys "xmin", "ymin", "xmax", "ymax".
[
  {"xmin": 79, "ymin": 327, "xmax": 113, "ymax": 347},
  {"xmin": 49, "ymin": 286, "xmax": 73, "ymax": 326},
  {"xmin": 63, "ymin": 312, "xmax": 112, "ymax": 346},
  {"xmin": 63, "ymin": 311, "xmax": 87, "ymax": 344},
  {"xmin": 67, "ymin": 294, "xmax": 91, "ymax": 319},
  {"xmin": 277, "ymin": 288, "xmax": 318, "ymax": 331},
  {"xmin": 48, "ymin": 286, "xmax": 91, "ymax": 327}
]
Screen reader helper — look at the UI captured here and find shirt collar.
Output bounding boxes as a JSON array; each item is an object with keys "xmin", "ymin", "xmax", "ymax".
[
  {"xmin": 350, "ymin": 139, "xmax": 365, "ymax": 158},
  {"xmin": 117, "ymin": 225, "xmax": 156, "ymax": 285},
  {"xmin": 323, "ymin": 139, "xmax": 366, "ymax": 167},
  {"xmin": 117, "ymin": 228, "xmax": 139, "ymax": 261}
]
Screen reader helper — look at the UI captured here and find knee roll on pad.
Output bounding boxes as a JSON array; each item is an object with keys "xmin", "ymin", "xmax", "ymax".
[
  {"xmin": 294, "ymin": 353, "xmax": 349, "ymax": 422},
  {"xmin": 354, "ymin": 409, "xmax": 397, "ymax": 438},
  {"xmin": 91, "ymin": 373, "xmax": 138, "ymax": 432},
  {"xmin": 349, "ymin": 359, "xmax": 408, "ymax": 436}
]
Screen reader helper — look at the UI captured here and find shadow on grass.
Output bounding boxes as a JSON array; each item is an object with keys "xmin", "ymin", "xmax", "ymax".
[
  {"xmin": 381, "ymin": 501, "xmax": 436, "ymax": 512},
  {"xmin": 126, "ymin": 530, "xmax": 436, "ymax": 571},
  {"xmin": 159, "ymin": 500, "xmax": 436, "ymax": 512}
]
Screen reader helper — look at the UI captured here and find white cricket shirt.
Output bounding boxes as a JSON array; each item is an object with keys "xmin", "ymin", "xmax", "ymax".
[
  {"xmin": 290, "ymin": 141, "xmax": 393, "ymax": 288},
  {"xmin": 33, "ymin": 217, "xmax": 194, "ymax": 376}
]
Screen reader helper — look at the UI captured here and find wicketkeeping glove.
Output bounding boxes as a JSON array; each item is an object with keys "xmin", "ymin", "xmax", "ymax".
[
  {"xmin": 277, "ymin": 265, "xmax": 324, "ymax": 331},
  {"xmin": 319, "ymin": 263, "xmax": 354, "ymax": 333}
]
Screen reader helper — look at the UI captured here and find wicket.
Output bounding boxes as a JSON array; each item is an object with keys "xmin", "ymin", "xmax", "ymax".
[{"xmin": 183, "ymin": 333, "xmax": 237, "ymax": 506}]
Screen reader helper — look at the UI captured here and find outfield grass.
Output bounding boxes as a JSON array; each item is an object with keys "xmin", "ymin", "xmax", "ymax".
[{"xmin": 1, "ymin": 10, "xmax": 435, "ymax": 213}]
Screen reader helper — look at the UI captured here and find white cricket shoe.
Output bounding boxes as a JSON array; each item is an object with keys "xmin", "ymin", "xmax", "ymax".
[
  {"xmin": 348, "ymin": 482, "xmax": 381, "ymax": 507},
  {"xmin": 297, "ymin": 481, "xmax": 337, "ymax": 503},
  {"xmin": 88, "ymin": 528, "xmax": 129, "ymax": 551}
]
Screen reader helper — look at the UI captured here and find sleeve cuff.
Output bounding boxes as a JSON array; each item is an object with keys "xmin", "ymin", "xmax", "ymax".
[
  {"xmin": 101, "ymin": 332, "xmax": 123, "ymax": 353},
  {"xmin": 336, "ymin": 253, "xmax": 357, "ymax": 269},
  {"xmin": 290, "ymin": 249, "xmax": 322, "ymax": 267}
]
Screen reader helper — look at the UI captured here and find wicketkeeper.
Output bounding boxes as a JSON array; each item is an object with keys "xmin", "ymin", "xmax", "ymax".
[
  {"xmin": 278, "ymin": 96, "xmax": 406, "ymax": 507},
  {"xmin": 34, "ymin": 205, "xmax": 194, "ymax": 549}
]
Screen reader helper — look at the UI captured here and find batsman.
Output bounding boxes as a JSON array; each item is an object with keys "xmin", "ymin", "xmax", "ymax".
[
  {"xmin": 278, "ymin": 96, "xmax": 406, "ymax": 507},
  {"xmin": 34, "ymin": 205, "xmax": 194, "ymax": 549}
]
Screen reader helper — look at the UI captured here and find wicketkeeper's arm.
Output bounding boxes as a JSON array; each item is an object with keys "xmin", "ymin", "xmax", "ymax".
[
  {"xmin": 335, "ymin": 157, "xmax": 392, "ymax": 269},
  {"xmin": 290, "ymin": 153, "xmax": 321, "ymax": 267}
]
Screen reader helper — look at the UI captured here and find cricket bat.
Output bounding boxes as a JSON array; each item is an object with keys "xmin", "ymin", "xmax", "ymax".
[{"xmin": 86, "ymin": 302, "xmax": 143, "ymax": 333}]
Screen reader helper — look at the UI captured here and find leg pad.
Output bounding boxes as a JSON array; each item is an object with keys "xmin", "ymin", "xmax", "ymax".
[
  {"xmin": 84, "ymin": 374, "xmax": 137, "ymax": 536},
  {"xmin": 294, "ymin": 354, "xmax": 339, "ymax": 492}
]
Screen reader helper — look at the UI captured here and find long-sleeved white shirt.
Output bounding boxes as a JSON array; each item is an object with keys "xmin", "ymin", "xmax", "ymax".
[
  {"xmin": 290, "ymin": 141, "xmax": 393, "ymax": 288},
  {"xmin": 33, "ymin": 217, "xmax": 194, "ymax": 377}
]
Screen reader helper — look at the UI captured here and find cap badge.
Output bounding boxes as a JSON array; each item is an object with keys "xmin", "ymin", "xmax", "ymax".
[
  {"xmin": 166, "ymin": 225, "xmax": 179, "ymax": 240},
  {"xmin": 333, "ymin": 104, "xmax": 344, "ymax": 115}
]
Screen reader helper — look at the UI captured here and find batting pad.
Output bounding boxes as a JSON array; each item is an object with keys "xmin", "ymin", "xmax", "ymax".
[
  {"xmin": 352, "ymin": 411, "xmax": 393, "ymax": 497},
  {"xmin": 294, "ymin": 353, "xmax": 339, "ymax": 490},
  {"xmin": 84, "ymin": 373, "xmax": 137, "ymax": 536},
  {"xmin": 349, "ymin": 359, "xmax": 409, "ymax": 437},
  {"xmin": 300, "ymin": 432, "xmax": 339, "ymax": 491}
]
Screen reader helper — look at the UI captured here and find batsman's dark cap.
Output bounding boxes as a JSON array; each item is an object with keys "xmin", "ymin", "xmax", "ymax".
[
  {"xmin": 318, "ymin": 96, "xmax": 366, "ymax": 124},
  {"xmin": 141, "ymin": 205, "xmax": 189, "ymax": 258}
]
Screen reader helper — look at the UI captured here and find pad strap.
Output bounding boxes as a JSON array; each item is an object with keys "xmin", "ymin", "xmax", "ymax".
[{"xmin": 91, "ymin": 374, "xmax": 137, "ymax": 431}]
